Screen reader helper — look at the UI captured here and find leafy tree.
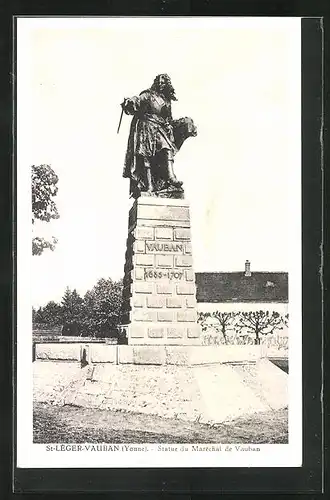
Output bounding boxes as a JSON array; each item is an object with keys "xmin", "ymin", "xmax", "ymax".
[
  {"xmin": 81, "ymin": 278, "xmax": 123, "ymax": 337},
  {"xmin": 40, "ymin": 301, "xmax": 63, "ymax": 327},
  {"xmin": 32, "ymin": 236, "xmax": 58, "ymax": 257},
  {"xmin": 80, "ymin": 289, "xmax": 97, "ymax": 336},
  {"xmin": 61, "ymin": 287, "xmax": 84, "ymax": 335},
  {"xmin": 32, "ymin": 306, "xmax": 48, "ymax": 327},
  {"xmin": 32, "ymin": 306, "xmax": 44, "ymax": 329},
  {"xmin": 32, "ymin": 164, "xmax": 60, "ymax": 256},
  {"xmin": 32, "ymin": 302, "xmax": 63, "ymax": 331},
  {"xmin": 32, "ymin": 278, "xmax": 123, "ymax": 338},
  {"xmin": 235, "ymin": 310, "xmax": 284, "ymax": 345}
]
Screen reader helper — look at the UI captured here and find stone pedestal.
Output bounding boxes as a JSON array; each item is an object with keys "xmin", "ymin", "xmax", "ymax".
[{"xmin": 121, "ymin": 196, "xmax": 201, "ymax": 345}]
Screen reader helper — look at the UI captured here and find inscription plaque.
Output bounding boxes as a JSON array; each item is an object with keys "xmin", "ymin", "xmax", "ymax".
[
  {"xmin": 144, "ymin": 268, "xmax": 184, "ymax": 280},
  {"xmin": 145, "ymin": 241, "xmax": 184, "ymax": 253}
]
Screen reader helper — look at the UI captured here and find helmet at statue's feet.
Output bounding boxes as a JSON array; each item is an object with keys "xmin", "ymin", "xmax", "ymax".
[
  {"xmin": 166, "ymin": 183, "xmax": 184, "ymax": 193},
  {"xmin": 171, "ymin": 179, "xmax": 183, "ymax": 188},
  {"xmin": 166, "ymin": 175, "xmax": 183, "ymax": 188}
]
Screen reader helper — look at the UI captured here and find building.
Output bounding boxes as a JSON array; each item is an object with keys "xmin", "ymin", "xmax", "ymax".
[{"xmin": 196, "ymin": 260, "xmax": 288, "ymax": 315}]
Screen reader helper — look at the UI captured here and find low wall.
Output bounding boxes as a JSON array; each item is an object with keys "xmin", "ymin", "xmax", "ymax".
[
  {"xmin": 33, "ymin": 336, "xmax": 117, "ymax": 344},
  {"xmin": 34, "ymin": 343, "xmax": 267, "ymax": 365}
]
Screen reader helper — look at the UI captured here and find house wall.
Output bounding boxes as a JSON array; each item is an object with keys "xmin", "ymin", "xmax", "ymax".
[{"xmin": 197, "ymin": 302, "xmax": 288, "ymax": 315}]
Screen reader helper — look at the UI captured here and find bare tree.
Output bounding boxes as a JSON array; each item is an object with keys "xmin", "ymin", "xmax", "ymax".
[
  {"xmin": 198, "ymin": 311, "xmax": 238, "ymax": 344},
  {"xmin": 235, "ymin": 310, "xmax": 284, "ymax": 345},
  {"xmin": 283, "ymin": 313, "xmax": 289, "ymax": 328}
]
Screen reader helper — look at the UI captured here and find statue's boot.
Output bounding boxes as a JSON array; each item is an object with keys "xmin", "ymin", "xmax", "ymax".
[{"xmin": 167, "ymin": 161, "xmax": 183, "ymax": 188}]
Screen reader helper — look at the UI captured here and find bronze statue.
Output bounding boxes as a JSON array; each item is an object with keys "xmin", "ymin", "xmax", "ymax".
[{"xmin": 121, "ymin": 74, "xmax": 197, "ymax": 198}]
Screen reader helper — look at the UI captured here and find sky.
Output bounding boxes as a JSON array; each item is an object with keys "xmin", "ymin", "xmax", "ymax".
[{"xmin": 17, "ymin": 17, "xmax": 301, "ymax": 307}]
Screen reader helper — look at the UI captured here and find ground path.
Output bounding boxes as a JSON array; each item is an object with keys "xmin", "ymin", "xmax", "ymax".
[{"xmin": 34, "ymin": 402, "xmax": 288, "ymax": 444}]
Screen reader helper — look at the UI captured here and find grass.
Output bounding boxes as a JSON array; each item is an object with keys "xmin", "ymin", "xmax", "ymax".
[{"xmin": 34, "ymin": 402, "xmax": 288, "ymax": 444}]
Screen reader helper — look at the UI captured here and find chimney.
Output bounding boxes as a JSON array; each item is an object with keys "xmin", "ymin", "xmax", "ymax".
[{"xmin": 244, "ymin": 260, "xmax": 251, "ymax": 277}]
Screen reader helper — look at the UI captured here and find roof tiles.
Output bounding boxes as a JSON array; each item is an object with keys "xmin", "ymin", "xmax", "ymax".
[{"xmin": 195, "ymin": 272, "xmax": 288, "ymax": 303}]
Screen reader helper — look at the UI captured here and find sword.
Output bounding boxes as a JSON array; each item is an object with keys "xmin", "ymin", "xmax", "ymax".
[{"xmin": 117, "ymin": 101, "xmax": 125, "ymax": 134}]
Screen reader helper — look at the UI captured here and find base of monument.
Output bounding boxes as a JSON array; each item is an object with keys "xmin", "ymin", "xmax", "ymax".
[
  {"xmin": 137, "ymin": 187, "xmax": 184, "ymax": 199},
  {"xmin": 125, "ymin": 322, "xmax": 201, "ymax": 346},
  {"xmin": 34, "ymin": 357, "xmax": 288, "ymax": 425},
  {"xmin": 35, "ymin": 342, "xmax": 266, "ymax": 365},
  {"xmin": 122, "ymin": 195, "xmax": 202, "ymax": 345}
]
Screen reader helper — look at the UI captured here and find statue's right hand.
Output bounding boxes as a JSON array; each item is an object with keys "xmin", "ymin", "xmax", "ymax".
[
  {"xmin": 121, "ymin": 98, "xmax": 135, "ymax": 115},
  {"xmin": 121, "ymin": 96, "xmax": 140, "ymax": 115}
]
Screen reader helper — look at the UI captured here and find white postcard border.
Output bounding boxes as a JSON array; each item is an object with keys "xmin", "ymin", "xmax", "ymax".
[{"xmin": 16, "ymin": 16, "xmax": 302, "ymax": 469}]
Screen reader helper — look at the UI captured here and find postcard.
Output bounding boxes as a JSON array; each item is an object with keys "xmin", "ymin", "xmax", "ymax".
[{"xmin": 16, "ymin": 16, "xmax": 302, "ymax": 469}]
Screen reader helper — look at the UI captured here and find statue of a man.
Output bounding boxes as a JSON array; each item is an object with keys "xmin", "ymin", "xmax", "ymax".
[{"xmin": 122, "ymin": 74, "xmax": 197, "ymax": 198}]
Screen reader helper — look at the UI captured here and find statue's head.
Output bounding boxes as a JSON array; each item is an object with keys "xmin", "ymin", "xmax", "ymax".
[{"xmin": 151, "ymin": 74, "xmax": 177, "ymax": 101}]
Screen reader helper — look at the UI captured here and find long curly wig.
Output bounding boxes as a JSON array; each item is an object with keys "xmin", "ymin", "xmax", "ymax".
[{"xmin": 151, "ymin": 74, "xmax": 177, "ymax": 101}]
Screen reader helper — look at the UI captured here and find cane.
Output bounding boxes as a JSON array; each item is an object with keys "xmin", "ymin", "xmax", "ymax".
[{"xmin": 117, "ymin": 101, "xmax": 125, "ymax": 134}]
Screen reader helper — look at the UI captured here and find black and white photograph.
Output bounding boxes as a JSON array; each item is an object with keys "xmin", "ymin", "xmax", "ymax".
[{"xmin": 16, "ymin": 17, "xmax": 302, "ymax": 468}]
